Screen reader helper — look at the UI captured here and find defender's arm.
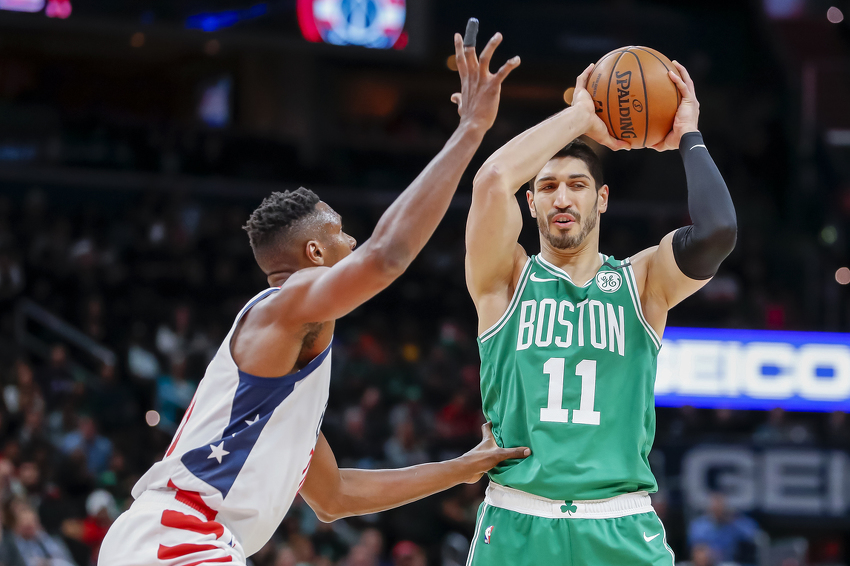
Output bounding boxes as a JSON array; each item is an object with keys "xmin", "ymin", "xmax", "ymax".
[
  {"xmin": 300, "ymin": 426, "xmax": 529, "ymax": 522},
  {"xmin": 634, "ymin": 62, "xmax": 736, "ymax": 336},
  {"xmin": 279, "ymin": 33, "xmax": 519, "ymax": 326},
  {"xmin": 466, "ymin": 65, "xmax": 627, "ymax": 331}
]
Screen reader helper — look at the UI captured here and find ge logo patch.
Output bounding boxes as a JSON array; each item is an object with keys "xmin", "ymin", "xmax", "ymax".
[{"xmin": 595, "ymin": 271, "xmax": 622, "ymax": 293}]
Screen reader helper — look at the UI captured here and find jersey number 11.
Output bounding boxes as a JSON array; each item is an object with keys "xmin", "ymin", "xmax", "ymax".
[{"xmin": 540, "ymin": 358, "xmax": 600, "ymax": 425}]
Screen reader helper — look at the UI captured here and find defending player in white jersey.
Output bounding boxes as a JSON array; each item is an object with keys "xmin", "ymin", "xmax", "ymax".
[{"xmin": 99, "ymin": 25, "xmax": 528, "ymax": 566}]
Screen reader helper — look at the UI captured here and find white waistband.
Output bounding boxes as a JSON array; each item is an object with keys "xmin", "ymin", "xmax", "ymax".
[{"xmin": 484, "ymin": 482, "xmax": 654, "ymax": 519}]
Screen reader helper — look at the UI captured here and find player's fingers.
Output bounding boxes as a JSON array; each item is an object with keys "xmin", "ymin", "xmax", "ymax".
[
  {"xmin": 669, "ymin": 71, "xmax": 689, "ymax": 99},
  {"xmin": 494, "ymin": 56, "xmax": 521, "ymax": 83},
  {"xmin": 500, "ymin": 447, "xmax": 532, "ymax": 460},
  {"xmin": 481, "ymin": 421, "xmax": 494, "ymax": 439},
  {"xmin": 575, "ymin": 63, "xmax": 594, "ymax": 91},
  {"xmin": 478, "ymin": 32, "xmax": 503, "ymax": 74},
  {"xmin": 672, "ymin": 60, "xmax": 695, "ymax": 91},
  {"xmin": 450, "ymin": 93, "xmax": 462, "ymax": 114},
  {"xmin": 454, "ymin": 34, "xmax": 468, "ymax": 77}
]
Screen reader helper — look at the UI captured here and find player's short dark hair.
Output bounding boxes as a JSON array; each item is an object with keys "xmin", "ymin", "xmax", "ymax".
[
  {"xmin": 244, "ymin": 187, "xmax": 321, "ymax": 253},
  {"xmin": 529, "ymin": 138, "xmax": 604, "ymax": 192}
]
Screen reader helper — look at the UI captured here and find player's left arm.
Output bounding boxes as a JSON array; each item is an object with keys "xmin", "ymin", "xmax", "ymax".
[
  {"xmin": 632, "ymin": 61, "xmax": 737, "ymax": 337},
  {"xmin": 300, "ymin": 425, "xmax": 529, "ymax": 523}
]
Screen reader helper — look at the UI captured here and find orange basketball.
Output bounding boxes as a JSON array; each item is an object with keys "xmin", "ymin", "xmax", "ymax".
[{"xmin": 586, "ymin": 46, "xmax": 681, "ymax": 149}]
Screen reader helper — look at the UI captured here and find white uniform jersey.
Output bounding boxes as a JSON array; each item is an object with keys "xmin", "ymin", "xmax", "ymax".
[{"xmin": 132, "ymin": 288, "xmax": 331, "ymax": 556}]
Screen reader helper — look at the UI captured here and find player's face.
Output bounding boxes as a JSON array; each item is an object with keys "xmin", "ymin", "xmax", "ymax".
[
  {"xmin": 526, "ymin": 157, "xmax": 608, "ymax": 250},
  {"xmin": 314, "ymin": 202, "xmax": 356, "ymax": 266}
]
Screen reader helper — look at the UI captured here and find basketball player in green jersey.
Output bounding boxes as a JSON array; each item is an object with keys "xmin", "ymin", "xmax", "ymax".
[{"xmin": 462, "ymin": 58, "xmax": 736, "ymax": 566}]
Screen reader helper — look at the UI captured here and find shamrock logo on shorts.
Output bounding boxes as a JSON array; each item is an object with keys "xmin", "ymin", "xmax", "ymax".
[{"xmin": 560, "ymin": 501, "xmax": 577, "ymax": 515}]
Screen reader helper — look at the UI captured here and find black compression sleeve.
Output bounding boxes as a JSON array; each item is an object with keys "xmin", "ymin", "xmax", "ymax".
[{"xmin": 672, "ymin": 131, "xmax": 737, "ymax": 280}]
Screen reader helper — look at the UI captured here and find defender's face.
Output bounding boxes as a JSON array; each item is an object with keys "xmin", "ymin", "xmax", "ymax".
[
  {"xmin": 314, "ymin": 202, "xmax": 356, "ymax": 266},
  {"xmin": 527, "ymin": 157, "xmax": 608, "ymax": 250}
]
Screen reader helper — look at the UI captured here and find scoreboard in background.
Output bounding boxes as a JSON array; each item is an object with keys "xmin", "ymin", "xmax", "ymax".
[
  {"xmin": 656, "ymin": 327, "xmax": 850, "ymax": 412},
  {"xmin": 297, "ymin": 0, "xmax": 407, "ymax": 49}
]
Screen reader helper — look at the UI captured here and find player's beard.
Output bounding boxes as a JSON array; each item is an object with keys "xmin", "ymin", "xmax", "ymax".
[{"xmin": 537, "ymin": 202, "xmax": 598, "ymax": 249}]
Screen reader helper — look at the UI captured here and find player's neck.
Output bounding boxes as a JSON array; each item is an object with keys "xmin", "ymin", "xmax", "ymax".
[{"xmin": 538, "ymin": 237, "xmax": 602, "ymax": 286}]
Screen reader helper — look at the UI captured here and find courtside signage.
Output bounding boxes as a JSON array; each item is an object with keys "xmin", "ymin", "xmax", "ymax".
[{"xmin": 655, "ymin": 327, "xmax": 850, "ymax": 412}]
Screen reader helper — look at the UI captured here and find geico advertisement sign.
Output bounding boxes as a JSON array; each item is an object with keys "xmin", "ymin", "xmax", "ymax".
[
  {"xmin": 655, "ymin": 327, "xmax": 850, "ymax": 411},
  {"xmin": 682, "ymin": 445, "xmax": 848, "ymax": 516}
]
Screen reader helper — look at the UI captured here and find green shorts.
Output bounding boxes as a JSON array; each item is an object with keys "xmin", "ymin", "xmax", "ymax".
[{"xmin": 467, "ymin": 483, "xmax": 675, "ymax": 566}]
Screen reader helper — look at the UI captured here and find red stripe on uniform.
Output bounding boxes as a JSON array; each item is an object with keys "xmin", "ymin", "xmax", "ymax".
[
  {"xmin": 165, "ymin": 393, "xmax": 199, "ymax": 457},
  {"xmin": 167, "ymin": 479, "xmax": 218, "ymax": 521},
  {"xmin": 184, "ymin": 557, "xmax": 232, "ymax": 566},
  {"xmin": 161, "ymin": 510, "xmax": 224, "ymax": 538},
  {"xmin": 157, "ymin": 543, "xmax": 218, "ymax": 559}
]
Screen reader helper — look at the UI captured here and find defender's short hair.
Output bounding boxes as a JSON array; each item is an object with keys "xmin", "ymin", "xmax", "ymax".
[
  {"xmin": 529, "ymin": 139, "xmax": 604, "ymax": 191},
  {"xmin": 244, "ymin": 187, "xmax": 320, "ymax": 252}
]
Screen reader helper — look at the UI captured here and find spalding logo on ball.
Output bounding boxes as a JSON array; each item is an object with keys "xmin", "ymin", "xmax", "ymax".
[
  {"xmin": 297, "ymin": 0, "xmax": 407, "ymax": 49},
  {"xmin": 566, "ymin": 46, "xmax": 681, "ymax": 148}
]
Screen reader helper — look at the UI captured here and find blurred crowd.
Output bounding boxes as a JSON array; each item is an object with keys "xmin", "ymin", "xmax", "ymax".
[{"xmin": 0, "ymin": 171, "xmax": 846, "ymax": 566}]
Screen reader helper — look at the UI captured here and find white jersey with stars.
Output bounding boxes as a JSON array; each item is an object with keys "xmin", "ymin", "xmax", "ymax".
[{"xmin": 132, "ymin": 288, "xmax": 331, "ymax": 556}]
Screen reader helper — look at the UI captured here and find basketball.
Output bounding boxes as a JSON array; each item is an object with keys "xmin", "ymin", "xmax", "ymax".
[{"xmin": 587, "ymin": 46, "xmax": 682, "ymax": 148}]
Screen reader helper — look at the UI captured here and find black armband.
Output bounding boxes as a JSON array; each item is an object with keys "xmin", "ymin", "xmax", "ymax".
[{"xmin": 671, "ymin": 132, "xmax": 737, "ymax": 280}]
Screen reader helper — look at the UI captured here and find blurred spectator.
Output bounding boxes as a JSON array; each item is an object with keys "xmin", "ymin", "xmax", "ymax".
[
  {"xmin": 390, "ymin": 541, "xmax": 425, "ymax": 566},
  {"xmin": 434, "ymin": 392, "xmax": 480, "ymax": 456},
  {"xmin": 0, "ymin": 250, "xmax": 25, "ymax": 301},
  {"xmin": 10, "ymin": 501, "xmax": 76, "ymax": 566},
  {"xmin": 155, "ymin": 359, "xmax": 195, "ymax": 434},
  {"xmin": 77, "ymin": 489, "xmax": 117, "ymax": 564},
  {"xmin": 383, "ymin": 415, "xmax": 429, "ymax": 469},
  {"xmin": 823, "ymin": 411, "xmax": 850, "ymax": 447},
  {"xmin": 126, "ymin": 323, "xmax": 160, "ymax": 382},
  {"xmin": 3, "ymin": 360, "xmax": 44, "ymax": 421},
  {"xmin": 59, "ymin": 415, "xmax": 112, "ymax": 476},
  {"xmin": 752, "ymin": 408, "xmax": 815, "ymax": 446},
  {"xmin": 18, "ymin": 409, "xmax": 51, "ymax": 461},
  {"xmin": 35, "ymin": 346, "xmax": 77, "ymax": 413},
  {"xmin": 87, "ymin": 363, "xmax": 137, "ymax": 432},
  {"xmin": 679, "ymin": 543, "xmax": 734, "ymax": 566},
  {"xmin": 688, "ymin": 493, "xmax": 759, "ymax": 566}
]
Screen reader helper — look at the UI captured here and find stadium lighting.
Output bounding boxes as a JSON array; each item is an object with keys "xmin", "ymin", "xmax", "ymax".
[
  {"xmin": 0, "ymin": 0, "xmax": 44, "ymax": 13},
  {"xmin": 145, "ymin": 410, "xmax": 161, "ymax": 427},
  {"xmin": 836, "ymin": 267, "xmax": 850, "ymax": 285},
  {"xmin": 827, "ymin": 6, "xmax": 844, "ymax": 23}
]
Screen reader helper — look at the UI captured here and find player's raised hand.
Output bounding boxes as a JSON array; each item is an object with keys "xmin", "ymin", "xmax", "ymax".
[
  {"xmin": 572, "ymin": 63, "xmax": 631, "ymax": 151},
  {"xmin": 649, "ymin": 61, "xmax": 700, "ymax": 151},
  {"xmin": 460, "ymin": 422, "xmax": 530, "ymax": 484},
  {"xmin": 450, "ymin": 24, "xmax": 520, "ymax": 131}
]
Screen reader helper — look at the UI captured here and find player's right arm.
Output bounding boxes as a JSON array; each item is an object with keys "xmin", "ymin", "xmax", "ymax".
[
  {"xmin": 300, "ymin": 424, "xmax": 529, "ymax": 522},
  {"xmin": 466, "ymin": 64, "xmax": 629, "ymax": 332},
  {"xmin": 280, "ymin": 32, "xmax": 520, "ymax": 326}
]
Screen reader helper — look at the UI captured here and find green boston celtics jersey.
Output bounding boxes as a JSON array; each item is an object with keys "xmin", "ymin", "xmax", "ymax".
[{"xmin": 478, "ymin": 254, "xmax": 662, "ymax": 501}]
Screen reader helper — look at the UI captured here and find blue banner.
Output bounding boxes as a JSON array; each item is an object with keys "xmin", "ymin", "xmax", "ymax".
[{"xmin": 655, "ymin": 327, "xmax": 850, "ymax": 412}]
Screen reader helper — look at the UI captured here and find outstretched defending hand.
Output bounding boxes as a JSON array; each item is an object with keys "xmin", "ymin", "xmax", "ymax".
[
  {"xmin": 650, "ymin": 61, "xmax": 700, "ymax": 151},
  {"xmin": 450, "ymin": 30, "xmax": 520, "ymax": 131},
  {"xmin": 572, "ymin": 63, "xmax": 631, "ymax": 151},
  {"xmin": 460, "ymin": 422, "xmax": 530, "ymax": 484}
]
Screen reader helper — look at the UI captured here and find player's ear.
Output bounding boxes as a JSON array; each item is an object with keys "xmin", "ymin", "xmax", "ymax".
[
  {"xmin": 305, "ymin": 240, "xmax": 325, "ymax": 266},
  {"xmin": 597, "ymin": 184, "xmax": 609, "ymax": 214},
  {"xmin": 526, "ymin": 189, "xmax": 537, "ymax": 218}
]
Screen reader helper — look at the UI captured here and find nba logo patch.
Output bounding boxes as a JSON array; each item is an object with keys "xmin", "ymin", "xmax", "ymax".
[
  {"xmin": 595, "ymin": 271, "xmax": 622, "ymax": 293},
  {"xmin": 484, "ymin": 525, "xmax": 493, "ymax": 544}
]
